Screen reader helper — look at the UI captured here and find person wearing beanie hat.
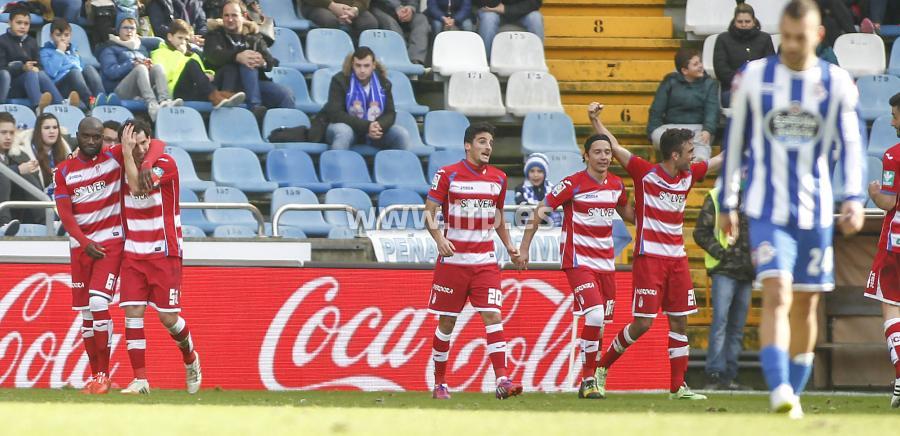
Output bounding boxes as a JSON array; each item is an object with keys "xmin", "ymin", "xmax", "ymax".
[{"xmin": 514, "ymin": 152, "xmax": 560, "ymax": 226}]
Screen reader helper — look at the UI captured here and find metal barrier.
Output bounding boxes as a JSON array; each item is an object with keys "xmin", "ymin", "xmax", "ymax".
[
  {"xmin": 0, "ymin": 201, "xmax": 57, "ymax": 236},
  {"xmin": 271, "ymin": 204, "xmax": 363, "ymax": 237},
  {"xmin": 0, "ymin": 164, "xmax": 55, "ymax": 228},
  {"xmin": 180, "ymin": 202, "xmax": 266, "ymax": 236}
]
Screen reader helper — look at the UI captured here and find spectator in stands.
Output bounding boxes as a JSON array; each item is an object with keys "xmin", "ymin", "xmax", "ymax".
[
  {"xmin": 12, "ymin": 113, "xmax": 72, "ymax": 193},
  {"xmin": 102, "ymin": 120, "xmax": 121, "ymax": 148},
  {"xmin": 426, "ymin": 0, "xmax": 474, "ymax": 35},
  {"xmin": 40, "ymin": 18, "xmax": 105, "ymax": 108},
  {"xmin": 51, "ymin": 0, "xmax": 81, "ymax": 22},
  {"xmin": 647, "ymin": 48, "xmax": 718, "ymax": 162},
  {"xmin": 323, "ymin": 47, "xmax": 411, "ymax": 150},
  {"xmin": 371, "ymin": 0, "xmax": 430, "ymax": 66},
  {"xmin": 147, "ymin": 0, "xmax": 208, "ymax": 45},
  {"xmin": 713, "ymin": 3, "xmax": 774, "ymax": 107},
  {"xmin": 0, "ymin": 112, "xmax": 45, "ymax": 224},
  {"xmin": 476, "ymin": 0, "xmax": 544, "ymax": 56},
  {"xmin": 0, "ymin": 6, "xmax": 65, "ymax": 111},
  {"xmin": 693, "ymin": 186, "xmax": 753, "ymax": 391},
  {"xmin": 514, "ymin": 152, "xmax": 560, "ymax": 226},
  {"xmin": 816, "ymin": 0, "xmax": 854, "ymax": 46},
  {"xmin": 301, "ymin": 0, "xmax": 379, "ymax": 39},
  {"xmin": 204, "ymin": 0, "xmax": 294, "ymax": 115},
  {"xmin": 203, "ymin": 0, "xmax": 226, "ymax": 19},
  {"xmin": 86, "ymin": 1, "xmax": 120, "ymax": 45},
  {"xmin": 0, "ymin": 113, "xmax": 21, "ymax": 235},
  {"xmin": 151, "ymin": 19, "xmax": 246, "ymax": 108},
  {"xmin": 861, "ymin": 0, "xmax": 900, "ymax": 36},
  {"xmin": 98, "ymin": 17, "xmax": 182, "ymax": 121}
]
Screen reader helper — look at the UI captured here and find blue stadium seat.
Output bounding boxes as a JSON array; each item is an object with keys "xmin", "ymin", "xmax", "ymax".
[
  {"xmin": 504, "ymin": 188, "xmax": 516, "ymax": 224},
  {"xmin": 521, "ymin": 112, "xmax": 579, "ymax": 154},
  {"xmin": 181, "ymin": 224, "xmax": 207, "ymax": 238},
  {"xmin": 374, "ymin": 150, "xmax": 429, "ymax": 195},
  {"xmin": 209, "ymin": 107, "xmax": 274, "ymax": 153},
  {"xmin": 319, "ymin": 150, "xmax": 385, "ymax": 194},
  {"xmin": 267, "ymin": 67, "xmax": 323, "ymax": 113},
  {"xmin": 1, "ymin": 0, "xmax": 43, "ymax": 26},
  {"xmin": 262, "ymin": 107, "xmax": 328, "ymax": 154},
  {"xmin": 869, "ymin": 114, "xmax": 897, "ymax": 158},
  {"xmin": 15, "ymin": 223, "xmax": 47, "ymax": 236},
  {"xmin": 857, "ymin": 75, "xmax": 900, "ymax": 121},
  {"xmin": 387, "ymin": 70, "xmax": 429, "ymax": 117},
  {"xmin": 868, "ymin": 155, "xmax": 883, "ymax": 208},
  {"xmin": 211, "ymin": 148, "xmax": 279, "ymax": 193},
  {"xmin": 278, "ymin": 226, "xmax": 308, "ymax": 239},
  {"xmin": 328, "ymin": 226, "xmax": 357, "ymax": 239},
  {"xmin": 890, "ymin": 41, "xmax": 900, "ymax": 76},
  {"xmin": 266, "ymin": 149, "xmax": 332, "ymax": 193},
  {"xmin": 213, "ymin": 225, "xmax": 257, "ymax": 238},
  {"xmin": 270, "ymin": 187, "xmax": 333, "ymax": 237},
  {"xmin": 270, "ymin": 27, "xmax": 318, "ymax": 73},
  {"xmin": 42, "ymin": 104, "xmax": 84, "ymax": 134},
  {"xmin": 544, "ymin": 151, "xmax": 585, "ymax": 186},
  {"xmin": 0, "ymin": 22, "xmax": 7, "ymax": 33},
  {"xmin": 164, "ymin": 146, "xmax": 215, "ymax": 192},
  {"xmin": 325, "ymin": 187, "xmax": 374, "ymax": 230},
  {"xmin": 427, "ymin": 148, "xmax": 465, "ymax": 180},
  {"xmin": 0, "ymin": 104, "xmax": 35, "ymax": 130},
  {"xmin": 203, "ymin": 186, "xmax": 261, "ymax": 229},
  {"xmin": 91, "ymin": 105, "xmax": 134, "ymax": 124},
  {"xmin": 156, "ymin": 107, "xmax": 220, "ymax": 153},
  {"xmin": 424, "ymin": 110, "xmax": 469, "ymax": 150},
  {"xmin": 378, "ymin": 188, "xmax": 423, "ymax": 229},
  {"xmin": 40, "ymin": 23, "xmax": 99, "ymax": 68},
  {"xmin": 359, "ymin": 30, "xmax": 425, "ymax": 76},
  {"xmin": 311, "ymin": 68, "xmax": 338, "ymax": 105},
  {"xmin": 306, "ymin": 28, "xmax": 354, "ymax": 69},
  {"xmin": 394, "ymin": 110, "xmax": 432, "ymax": 156},
  {"xmin": 259, "ymin": 0, "xmax": 311, "ymax": 31},
  {"xmin": 179, "ymin": 189, "xmax": 217, "ymax": 234}
]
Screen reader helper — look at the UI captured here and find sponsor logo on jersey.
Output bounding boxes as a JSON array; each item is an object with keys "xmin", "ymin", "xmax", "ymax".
[
  {"xmin": 763, "ymin": 102, "xmax": 824, "ymax": 148},
  {"xmin": 71, "ymin": 282, "xmax": 85, "ymax": 288},
  {"xmin": 658, "ymin": 191, "xmax": 686, "ymax": 204},
  {"xmin": 753, "ymin": 241, "xmax": 777, "ymax": 266},
  {"xmin": 587, "ymin": 207, "xmax": 615, "ymax": 218},
  {"xmin": 458, "ymin": 199, "xmax": 496, "ymax": 209},
  {"xmin": 431, "ymin": 172, "xmax": 442, "ymax": 190},
  {"xmin": 867, "ymin": 271, "xmax": 876, "ymax": 290},
  {"xmin": 884, "ymin": 170, "xmax": 895, "ymax": 187},
  {"xmin": 635, "ymin": 288, "xmax": 656, "ymax": 296},
  {"xmin": 72, "ymin": 180, "xmax": 107, "ymax": 199},
  {"xmin": 573, "ymin": 282, "xmax": 595, "ymax": 293},
  {"xmin": 551, "ymin": 180, "xmax": 571, "ymax": 197},
  {"xmin": 432, "ymin": 284, "xmax": 453, "ymax": 294}
]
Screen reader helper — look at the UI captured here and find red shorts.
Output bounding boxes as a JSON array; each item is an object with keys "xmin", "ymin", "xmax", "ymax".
[
  {"xmin": 631, "ymin": 255, "xmax": 697, "ymax": 318},
  {"xmin": 428, "ymin": 262, "xmax": 502, "ymax": 316},
  {"xmin": 866, "ymin": 251, "xmax": 900, "ymax": 307},
  {"xmin": 119, "ymin": 256, "xmax": 183, "ymax": 312},
  {"xmin": 70, "ymin": 243, "xmax": 123, "ymax": 310},
  {"xmin": 564, "ymin": 267, "xmax": 616, "ymax": 321}
]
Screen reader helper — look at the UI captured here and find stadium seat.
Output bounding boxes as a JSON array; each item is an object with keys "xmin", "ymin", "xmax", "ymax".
[
  {"xmin": 378, "ymin": 188, "xmax": 423, "ymax": 230},
  {"xmin": 746, "ymin": 0, "xmax": 789, "ymax": 34},
  {"xmin": 266, "ymin": 149, "xmax": 332, "ymax": 193},
  {"xmin": 890, "ymin": 41, "xmax": 900, "ymax": 76},
  {"xmin": 39, "ymin": 23, "xmax": 99, "ymax": 68},
  {"xmin": 868, "ymin": 114, "xmax": 896, "ymax": 158},
  {"xmin": 213, "ymin": 225, "xmax": 257, "ymax": 238},
  {"xmin": 447, "ymin": 71, "xmax": 505, "ymax": 117},
  {"xmin": 489, "ymin": 32, "xmax": 548, "ymax": 77},
  {"xmin": 394, "ymin": 110, "xmax": 433, "ymax": 156},
  {"xmin": 504, "ymin": 188, "xmax": 516, "ymax": 225},
  {"xmin": 360, "ymin": 30, "xmax": 426, "ymax": 76},
  {"xmin": 270, "ymin": 187, "xmax": 333, "ymax": 237},
  {"xmin": 0, "ymin": 0, "xmax": 43, "ymax": 27},
  {"xmin": 179, "ymin": 189, "xmax": 217, "ymax": 234},
  {"xmin": 868, "ymin": 155, "xmax": 883, "ymax": 208},
  {"xmin": 267, "ymin": 67, "xmax": 323, "ymax": 113},
  {"xmin": 261, "ymin": 107, "xmax": 328, "ymax": 154},
  {"xmin": 270, "ymin": 27, "xmax": 318, "ymax": 73},
  {"xmin": 0, "ymin": 22, "xmax": 7, "ymax": 33},
  {"xmin": 276, "ymin": 226, "xmax": 307, "ymax": 239},
  {"xmin": 325, "ymin": 187, "xmax": 374, "ymax": 230},
  {"xmin": 702, "ymin": 34, "xmax": 718, "ymax": 79},
  {"xmin": 181, "ymin": 225, "xmax": 207, "ymax": 238},
  {"xmin": 311, "ymin": 68, "xmax": 339, "ymax": 106},
  {"xmin": 15, "ymin": 224, "xmax": 47, "ymax": 236},
  {"xmin": 164, "ymin": 146, "xmax": 215, "ymax": 192},
  {"xmin": 424, "ymin": 110, "xmax": 469, "ymax": 150},
  {"xmin": 505, "ymin": 71, "xmax": 563, "ymax": 117},
  {"xmin": 328, "ymin": 226, "xmax": 357, "ymax": 239},
  {"xmin": 544, "ymin": 151, "xmax": 585, "ymax": 186},
  {"xmin": 203, "ymin": 186, "xmax": 261, "ymax": 230},
  {"xmin": 857, "ymin": 75, "xmax": 900, "ymax": 121},
  {"xmin": 209, "ymin": 107, "xmax": 274, "ymax": 153},
  {"xmin": 432, "ymin": 31, "xmax": 490, "ymax": 77},
  {"xmin": 319, "ymin": 150, "xmax": 385, "ymax": 194},
  {"xmin": 259, "ymin": 0, "xmax": 311, "ymax": 31},
  {"xmin": 42, "ymin": 104, "xmax": 84, "ymax": 134},
  {"xmin": 833, "ymin": 33, "xmax": 886, "ymax": 77},
  {"xmin": 0, "ymin": 104, "xmax": 35, "ymax": 130},
  {"xmin": 770, "ymin": 33, "xmax": 781, "ymax": 52},
  {"xmin": 156, "ymin": 107, "xmax": 220, "ymax": 153},
  {"xmin": 684, "ymin": 0, "xmax": 734, "ymax": 36},
  {"xmin": 211, "ymin": 148, "xmax": 279, "ymax": 193},
  {"xmin": 91, "ymin": 105, "xmax": 134, "ymax": 124},
  {"xmin": 427, "ymin": 148, "xmax": 465, "ymax": 180},
  {"xmin": 387, "ymin": 70, "xmax": 429, "ymax": 117},
  {"xmin": 306, "ymin": 28, "xmax": 355, "ymax": 70},
  {"xmin": 374, "ymin": 149, "xmax": 430, "ymax": 195},
  {"xmin": 521, "ymin": 112, "xmax": 579, "ymax": 154}
]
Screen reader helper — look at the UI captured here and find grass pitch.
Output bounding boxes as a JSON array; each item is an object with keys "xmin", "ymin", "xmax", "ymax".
[{"xmin": 0, "ymin": 389, "xmax": 895, "ymax": 435}]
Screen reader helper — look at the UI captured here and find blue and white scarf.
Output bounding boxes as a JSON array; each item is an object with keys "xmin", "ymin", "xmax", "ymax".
[{"xmin": 345, "ymin": 72, "xmax": 386, "ymax": 123}]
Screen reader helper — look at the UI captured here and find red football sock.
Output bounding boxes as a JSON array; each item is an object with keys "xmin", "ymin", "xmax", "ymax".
[
  {"xmin": 885, "ymin": 318, "xmax": 900, "ymax": 379},
  {"xmin": 167, "ymin": 317, "xmax": 196, "ymax": 364},
  {"xmin": 580, "ymin": 308, "xmax": 604, "ymax": 379},
  {"xmin": 668, "ymin": 331, "xmax": 690, "ymax": 393},
  {"xmin": 81, "ymin": 315, "xmax": 98, "ymax": 377},
  {"xmin": 92, "ymin": 308, "xmax": 111, "ymax": 374},
  {"xmin": 432, "ymin": 328, "xmax": 451, "ymax": 386},
  {"xmin": 485, "ymin": 323, "xmax": 507, "ymax": 379},
  {"xmin": 598, "ymin": 323, "xmax": 636, "ymax": 369},
  {"xmin": 125, "ymin": 317, "xmax": 146, "ymax": 379}
]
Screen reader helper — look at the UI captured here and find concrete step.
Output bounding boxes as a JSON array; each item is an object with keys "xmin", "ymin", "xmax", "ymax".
[
  {"xmin": 546, "ymin": 37, "xmax": 681, "ymax": 60},
  {"xmin": 564, "ymin": 103, "xmax": 649, "ymax": 126},
  {"xmin": 545, "ymin": 16, "xmax": 672, "ymax": 38},
  {"xmin": 542, "ymin": 0, "xmax": 666, "ymax": 17},
  {"xmin": 548, "ymin": 59, "xmax": 672, "ymax": 82}
]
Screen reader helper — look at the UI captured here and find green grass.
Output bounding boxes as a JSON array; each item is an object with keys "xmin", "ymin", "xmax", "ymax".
[{"xmin": 0, "ymin": 389, "xmax": 896, "ymax": 435}]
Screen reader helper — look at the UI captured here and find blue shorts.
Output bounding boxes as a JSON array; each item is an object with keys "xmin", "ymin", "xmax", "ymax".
[{"xmin": 748, "ymin": 218, "xmax": 834, "ymax": 292}]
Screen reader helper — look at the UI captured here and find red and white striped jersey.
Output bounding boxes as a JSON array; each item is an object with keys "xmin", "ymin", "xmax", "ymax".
[
  {"xmin": 427, "ymin": 160, "xmax": 507, "ymax": 266},
  {"xmin": 877, "ymin": 143, "xmax": 900, "ymax": 254},
  {"xmin": 545, "ymin": 170, "xmax": 627, "ymax": 272},
  {"xmin": 122, "ymin": 147, "xmax": 182, "ymax": 259},
  {"xmin": 627, "ymin": 156, "xmax": 708, "ymax": 259},
  {"xmin": 53, "ymin": 146, "xmax": 125, "ymax": 249}
]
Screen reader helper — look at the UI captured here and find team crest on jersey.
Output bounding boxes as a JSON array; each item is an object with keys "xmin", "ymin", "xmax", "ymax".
[
  {"xmin": 152, "ymin": 166, "xmax": 164, "ymax": 178},
  {"xmin": 753, "ymin": 241, "xmax": 776, "ymax": 266},
  {"xmin": 551, "ymin": 180, "xmax": 571, "ymax": 197},
  {"xmin": 763, "ymin": 102, "xmax": 824, "ymax": 149},
  {"xmin": 884, "ymin": 170, "xmax": 895, "ymax": 187}
]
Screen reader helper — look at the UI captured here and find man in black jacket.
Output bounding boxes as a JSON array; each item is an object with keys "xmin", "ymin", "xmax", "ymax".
[
  {"xmin": 203, "ymin": 0, "xmax": 293, "ymax": 112},
  {"xmin": 0, "ymin": 7, "xmax": 64, "ymax": 109},
  {"xmin": 323, "ymin": 47, "xmax": 411, "ymax": 150},
  {"xmin": 148, "ymin": 0, "xmax": 209, "ymax": 45},
  {"xmin": 713, "ymin": 3, "xmax": 775, "ymax": 107},
  {"xmin": 476, "ymin": 0, "xmax": 543, "ymax": 56}
]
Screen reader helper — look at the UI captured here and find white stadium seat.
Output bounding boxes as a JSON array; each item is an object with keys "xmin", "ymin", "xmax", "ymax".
[
  {"xmin": 490, "ymin": 32, "xmax": 548, "ymax": 77},
  {"xmin": 746, "ymin": 0, "xmax": 789, "ymax": 35},
  {"xmin": 505, "ymin": 71, "xmax": 563, "ymax": 117},
  {"xmin": 833, "ymin": 33, "xmax": 886, "ymax": 77},
  {"xmin": 702, "ymin": 34, "xmax": 718, "ymax": 79},
  {"xmin": 685, "ymin": 0, "xmax": 734, "ymax": 36},
  {"xmin": 447, "ymin": 71, "xmax": 506, "ymax": 117},
  {"xmin": 432, "ymin": 31, "xmax": 490, "ymax": 77},
  {"xmin": 770, "ymin": 33, "xmax": 780, "ymax": 52}
]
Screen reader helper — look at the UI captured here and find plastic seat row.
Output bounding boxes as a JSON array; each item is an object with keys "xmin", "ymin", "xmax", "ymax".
[
  {"xmin": 686, "ymin": 0, "xmax": 787, "ymax": 36},
  {"xmin": 447, "ymin": 70, "xmax": 562, "ymax": 117},
  {"xmin": 432, "ymin": 31, "xmax": 547, "ymax": 78}
]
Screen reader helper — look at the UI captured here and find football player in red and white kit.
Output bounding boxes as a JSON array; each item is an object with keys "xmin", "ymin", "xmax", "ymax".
[
  {"xmin": 425, "ymin": 122, "xmax": 523, "ymax": 400},
  {"xmin": 117, "ymin": 120, "xmax": 201, "ymax": 395},
  {"xmin": 516, "ymin": 133, "xmax": 635, "ymax": 399},
  {"xmin": 589, "ymin": 103, "xmax": 722, "ymax": 399},
  {"xmin": 865, "ymin": 92, "xmax": 900, "ymax": 408}
]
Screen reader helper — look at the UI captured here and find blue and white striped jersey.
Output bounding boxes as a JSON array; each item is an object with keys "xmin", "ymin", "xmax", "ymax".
[{"xmin": 718, "ymin": 55, "xmax": 866, "ymax": 229}]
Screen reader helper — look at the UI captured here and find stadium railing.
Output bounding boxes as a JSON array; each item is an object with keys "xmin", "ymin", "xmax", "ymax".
[
  {"xmin": 0, "ymin": 201, "xmax": 56, "ymax": 236},
  {"xmin": 271, "ymin": 204, "xmax": 363, "ymax": 237},
  {"xmin": 181, "ymin": 202, "xmax": 266, "ymax": 236},
  {"xmin": 374, "ymin": 204, "xmax": 561, "ymax": 230}
]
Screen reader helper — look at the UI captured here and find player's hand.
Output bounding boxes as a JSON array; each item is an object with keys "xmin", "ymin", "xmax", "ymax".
[
  {"xmin": 506, "ymin": 244, "xmax": 520, "ymax": 264},
  {"xmin": 838, "ymin": 200, "xmax": 864, "ymax": 236},
  {"xmin": 121, "ymin": 123, "xmax": 136, "ymax": 152},
  {"xmin": 587, "ymin": 102, "xmax": 603, "ymax": 120},
  {"xmin": 868, "ymin": 180, "xmax": 882, "ymax": 199},
  {"xmin": 85, "ymin": 241, "xmax": 107, "ymax": 259},
  {"xmin": 718, "ymin": 211, "xmax": 739, "ymax": 241},
  {"xmin": 139, "ymin": 167, "xmax": 154, "ymax": 192},
  {"xmin": 513, "ymin": 246, "xmax": 529, "ymax": 270},
  {"xmin": 436, "ymin": 237, "xmax": 455, "ymax": 257}
]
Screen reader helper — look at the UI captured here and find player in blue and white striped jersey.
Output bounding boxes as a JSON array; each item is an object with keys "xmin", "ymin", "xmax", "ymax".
[{"xmin": 717, "ymin": 0, "xmax": 866, "ymax": 418}]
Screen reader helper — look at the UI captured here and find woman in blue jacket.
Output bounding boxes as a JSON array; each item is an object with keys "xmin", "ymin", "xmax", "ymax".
[{"xmin": 40, "ymin": 18, "xmax": 104, "ymax": 107}]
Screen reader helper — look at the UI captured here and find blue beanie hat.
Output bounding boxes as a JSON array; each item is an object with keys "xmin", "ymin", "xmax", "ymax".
[{"xmin": 524, "ymin": 153, "xmax": 549, "ymax": 177}]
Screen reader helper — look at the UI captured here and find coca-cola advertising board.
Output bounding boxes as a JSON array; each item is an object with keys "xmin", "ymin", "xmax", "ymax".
[{"xmin": 0, "ymin": 264, "xmax": 669, "ymax": 392}]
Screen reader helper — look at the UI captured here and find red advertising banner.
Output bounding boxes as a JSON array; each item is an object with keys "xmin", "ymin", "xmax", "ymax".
[{"xmin": 0, "ymin": 264, "xmax": 670, "ymax": 392}]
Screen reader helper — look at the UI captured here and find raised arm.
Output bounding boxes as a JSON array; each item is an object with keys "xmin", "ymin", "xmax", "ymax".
[
  {"xmin": 588, "ymin": 102, "xmax": 632, "ymax": 167},
  {"xmin": 120, "ymin": 124, "xmax": 145, "ymax": 196}
]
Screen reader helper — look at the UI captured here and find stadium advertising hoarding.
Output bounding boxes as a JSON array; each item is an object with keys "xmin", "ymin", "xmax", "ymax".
[{"xmin": 0, "ymin": 265, "xmax": 669, "ymax": 392}]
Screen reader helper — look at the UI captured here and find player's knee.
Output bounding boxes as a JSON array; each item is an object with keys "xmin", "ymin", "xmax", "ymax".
[
  {"xmin": 158, "ymin": 311, "xmax": 179, "ymax": 328},
  {"xmin": 88, "ymin": 295, "xmax": 109, "ymax": 312},
  {"xmin": 479, "ymin": 311, "xmax": 502, "ymax": 326},
  {"xmin": 631, "ymin": 318, "xmax": 653, "ymax": 336},
  {"xmin": 667, "ymin": 316, "xmax": 687, "ymax": 334},
  {"xmin": 437, "ymin": 316, "xmax": 456, "ymax": 334}
]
